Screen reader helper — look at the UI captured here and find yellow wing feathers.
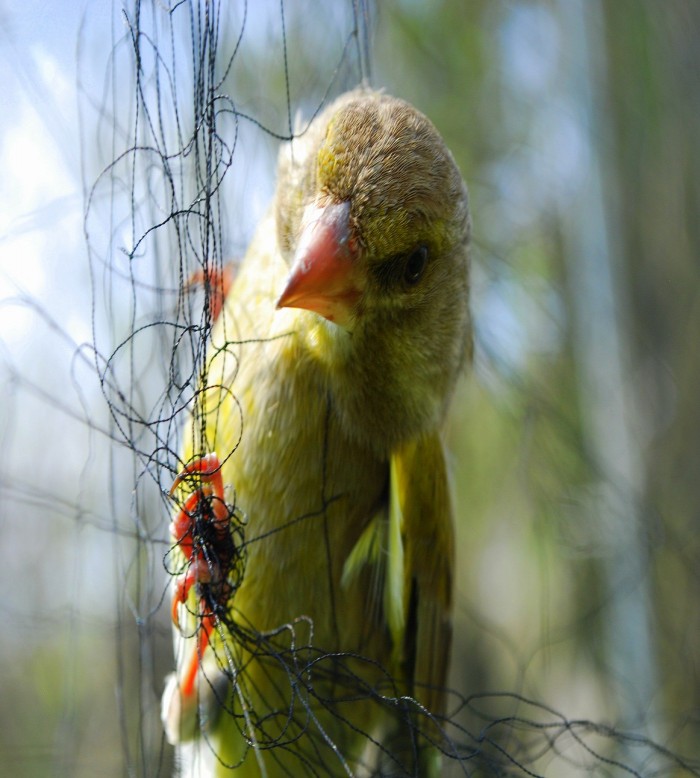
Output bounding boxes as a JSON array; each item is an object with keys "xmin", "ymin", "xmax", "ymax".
[{"xmin": 341, "ymin": 433, "xmax": 454, "ymax": 711}]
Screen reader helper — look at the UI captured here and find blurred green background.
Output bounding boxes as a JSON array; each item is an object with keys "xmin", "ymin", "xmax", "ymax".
[{"xmin": 0, "ymin": 1, "xmax": 698, "ymax": 775}]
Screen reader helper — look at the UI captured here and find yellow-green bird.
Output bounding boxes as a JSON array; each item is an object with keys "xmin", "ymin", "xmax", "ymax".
[{"xmin": 161, "ymin": 88, "xmax": 472, "ymax": 777}]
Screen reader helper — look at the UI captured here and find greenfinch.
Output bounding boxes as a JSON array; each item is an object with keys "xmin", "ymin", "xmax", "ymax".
[{"xmin": 162, "ymin": 88, "xmax": 472, "ymax": 776}]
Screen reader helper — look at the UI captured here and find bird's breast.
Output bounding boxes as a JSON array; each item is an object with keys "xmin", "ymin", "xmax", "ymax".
[{"xmin": 213, "ymin": 330, "xmax": 388, "ymax": 651}]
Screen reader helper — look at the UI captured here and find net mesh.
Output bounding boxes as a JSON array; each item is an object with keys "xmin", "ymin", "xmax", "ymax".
[{"xmin": 0, "ymin": 0, "xmax": 698, "ymax": 776}]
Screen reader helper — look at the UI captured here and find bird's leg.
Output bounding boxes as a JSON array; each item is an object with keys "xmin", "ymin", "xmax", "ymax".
[
  {"xmin": 171, "ymin": 557, "xmax": 220, "ymax": 699},
  {"xmin": 170, "ymin": 452, "xmax": 225, "ymax": 501},
  {"xmin": 185, "ymin": 264, "xmax": 235, "ymax": 322},
  {"xmin": 180, "ymin": 611, "xmax": 216, "ymax": 698},
  {"xmin": 170, "ymin": 453, "xmax": 229, "ymax": 523},
  {"xmin": 171, "ymin": 557, "xmax": 214, "ymax": 625},
  {"xmin": 169, "ymin": 452, "xmax": 229, "ymax": 699},
  {"xmin": 169, "ymin": 452, "xmax": 228, "ymax": 553}
]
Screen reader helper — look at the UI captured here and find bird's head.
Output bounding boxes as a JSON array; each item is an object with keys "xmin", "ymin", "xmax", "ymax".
[{"xmin": 275, "ymin": 90, "xmax": 472, "ymax": 445}]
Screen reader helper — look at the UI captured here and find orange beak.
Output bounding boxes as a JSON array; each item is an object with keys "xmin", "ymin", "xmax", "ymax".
[{"xmin": 276, "ymin": 201, "xmax": 361, "ymax": 327}]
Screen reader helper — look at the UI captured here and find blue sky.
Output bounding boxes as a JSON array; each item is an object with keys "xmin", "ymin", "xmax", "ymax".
[{"xmin": 0, "ymin": 2, "xmax": 90, "ymax": 345}]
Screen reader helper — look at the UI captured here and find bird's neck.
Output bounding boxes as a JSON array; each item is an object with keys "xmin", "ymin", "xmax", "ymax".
[{"xmin": 295, "ymin": 311, "xmax": 445, "ymax": 457}]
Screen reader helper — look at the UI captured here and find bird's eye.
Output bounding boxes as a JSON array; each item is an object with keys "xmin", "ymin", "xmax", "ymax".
[{"xmin": 403, "ymin": 245, "xmax": 428, "ymax": 286}]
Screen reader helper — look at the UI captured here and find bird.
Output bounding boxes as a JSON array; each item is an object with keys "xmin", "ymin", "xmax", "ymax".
[{"xmin": 161, "ymin": 87, "xmax": 472, "ymax": 777}]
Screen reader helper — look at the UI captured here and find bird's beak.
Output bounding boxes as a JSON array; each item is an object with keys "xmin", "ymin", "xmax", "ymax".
[{"xmin": 276, "ymin": 201, "xmax": 361, "ymax": 327}]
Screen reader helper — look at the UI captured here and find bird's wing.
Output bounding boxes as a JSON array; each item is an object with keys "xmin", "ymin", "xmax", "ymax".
[
  {"xmin": 392, "ymin": 432, "xmax": 454, "ymax": 719},
  {"xmin": 341, "ymin": 432, "xmax": 454, "ymax": 716},
  {"xmin": 341, "ymin": 432, "xmax": 453, "ymax": 777}
]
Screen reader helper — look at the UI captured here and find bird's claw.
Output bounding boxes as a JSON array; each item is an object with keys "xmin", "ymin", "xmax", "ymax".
[{"xmin": 168, "ymin": 452, "xmax": 232, "ymax": 698}]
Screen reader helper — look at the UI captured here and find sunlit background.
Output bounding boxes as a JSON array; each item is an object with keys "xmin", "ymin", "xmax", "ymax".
[{"xmin": 1, "ymin": 1, "xmax": 698, "ymax": 775}]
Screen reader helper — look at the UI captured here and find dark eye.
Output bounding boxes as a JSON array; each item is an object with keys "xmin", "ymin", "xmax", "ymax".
[{"xmin": 403, "ymin": 245, "xmax": 428, "ymax": 285}]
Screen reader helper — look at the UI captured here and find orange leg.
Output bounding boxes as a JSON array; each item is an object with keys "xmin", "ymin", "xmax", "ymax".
[
  {"xmin": 185, "ymin": 265, "xmax": 235, "ymax": 322},
  {"xmin": 180, "ymin": 613, "xmax": 216, "ymax": 698},
  {"xmin": 169, "ymin": 452, "xmax": 229, "ymax": 700}
]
